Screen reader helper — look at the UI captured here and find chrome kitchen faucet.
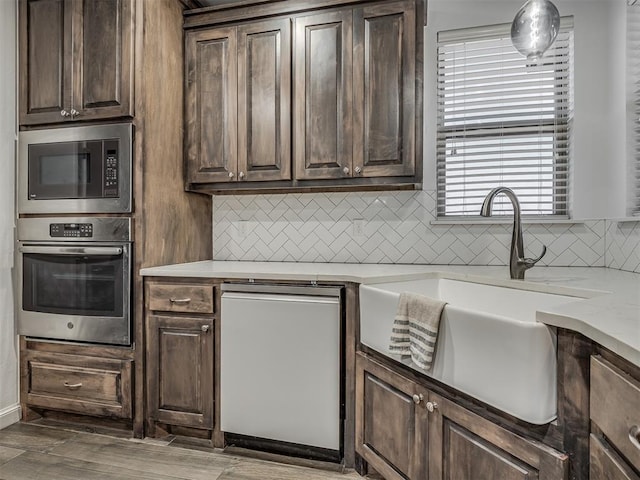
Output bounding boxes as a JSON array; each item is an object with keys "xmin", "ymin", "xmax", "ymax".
[{"xmin": 480, "ymin": 187, "xmax": 547, "ymax": 280}]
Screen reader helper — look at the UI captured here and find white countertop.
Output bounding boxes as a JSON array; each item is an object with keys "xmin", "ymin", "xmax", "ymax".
[{"xmin": 140, "ymin": 261, "xmax": 640, "ymax": 367}]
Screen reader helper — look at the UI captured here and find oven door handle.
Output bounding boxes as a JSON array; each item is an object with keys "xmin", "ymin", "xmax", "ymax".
[{"xmin": 19, "ymin": 246, "xmax": 123, "ymax": 256}]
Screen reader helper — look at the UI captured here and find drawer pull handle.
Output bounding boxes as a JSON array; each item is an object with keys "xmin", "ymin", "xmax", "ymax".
[
  {"xmin": 630, "ymin": 425, "xmax": 640, "ymax": 450},
  {"xmin": 63, "ymin": 382, "xmax": 82, "ymax": 390},
  {"xmin": 170, "ymin": 298, "xmax": 191, "ymax": 304}
]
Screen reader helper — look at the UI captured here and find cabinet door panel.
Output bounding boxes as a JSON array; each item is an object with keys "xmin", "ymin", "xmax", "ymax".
[
  {"xmin": 74, "ymin": 0, "xmax": 133, "ymax": 119},
  {"xmin": 428, "ymin": 393, "xmax": 567, "ymax": 480},
  {"xmin": 185, "ymin": 27, "xmax": 238, "ymax": 183},
  {"xmin": 19, "ymin": 0, "xmax": 72, "ymax": 125},
  {"xmin": 238, "ymin": 19, "xmax": 291, "ymax": 182},
  {"xmin": 147, "ymin": 315, "xmax": 214, "ymax": 429},
  {"xmin": 354, "ymin": 1, "xmax": 416, "ymax": 177},
  {"xmin": 590, "ymin": 435, "xmax": 640, "ymax": 480},
  {"xmin": 294, "ymin": 11, "xmax": 353, "ymax": 180},
  {"xmin": 355, "ymin": 353, "xmax": 428, "ymax": 480}
]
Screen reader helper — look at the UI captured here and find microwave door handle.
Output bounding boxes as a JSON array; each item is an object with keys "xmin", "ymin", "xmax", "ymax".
[{"xmin": 19, "ymin": 246, "xmax": 123, "ymax": 256}]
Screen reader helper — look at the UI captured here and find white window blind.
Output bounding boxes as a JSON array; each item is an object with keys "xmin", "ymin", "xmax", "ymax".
[
  {"xmin": 630, "ymin": 2, "xmax": 640, "ymax": 216},
  {"xmin": 436, "ymin": 20, "xmax": 574, "ymax": 217}
]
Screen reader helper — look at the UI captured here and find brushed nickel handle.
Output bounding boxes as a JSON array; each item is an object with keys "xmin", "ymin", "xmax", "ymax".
[
  {"xmin": 169, "ymin": 297, "xmax": 191, "ymax": 304},
  {"xmin": 426, "ymin": 401, "xmax": 438, "ymax": 413},
  {"xmin": 64, "ymin": 382, "xmax": 82, "ymax": 390},
  {"xmin": 201, "ymin": 325, "xmax": 210, "ymax": 333},
  {"xmin": 630, "ymin": 425, "xmax": 640, "ymax": 450},
  {"xmin": 239, "ymin": 171, "xmax": 245, "ymax": 179},
  {"xmin": 228, "ymin": 172, "xmax": 235, "ymax": 178},
  {"xmin": 60, "ymin": 109, "xmax": 70, "ymax": 117},
  {"xmin": 355, "ymin": 166, "xmax": 362, "ymax": 174},
  {"xmin": 343, "ymin": 167, "xmax": 350, "ymax": 175},
  {"xmin": 70, "ymin": 108, "xmax": 79, "ymax": 117},
  {"xmin": 412, "ymin": 393, "xmax": 423, "ymax": 405}
]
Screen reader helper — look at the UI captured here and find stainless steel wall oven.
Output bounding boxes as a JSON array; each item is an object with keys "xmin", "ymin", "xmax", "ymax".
[{"xmin": 18, "ymin": 217, "xmax": 132, "ymax": 346}]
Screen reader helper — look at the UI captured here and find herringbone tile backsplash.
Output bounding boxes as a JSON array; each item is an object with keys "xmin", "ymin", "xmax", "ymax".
[
  {"xmin": 213, "ymin": 190, "xmax": 617, "ymax": 268},
  {"xmin": 605, "ymin": 220, "xmax": 640, "ymax": 273}
]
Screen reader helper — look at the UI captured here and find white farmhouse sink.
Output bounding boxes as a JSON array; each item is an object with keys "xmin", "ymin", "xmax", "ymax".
[{"xmin": 359, "ymin": 277, "xmax": 584, "ymax": 424}]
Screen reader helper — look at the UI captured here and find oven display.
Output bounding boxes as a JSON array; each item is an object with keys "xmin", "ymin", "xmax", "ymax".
[{"xmin": 50, "ymin": 223, "xmax": 93, "ymax": 238}]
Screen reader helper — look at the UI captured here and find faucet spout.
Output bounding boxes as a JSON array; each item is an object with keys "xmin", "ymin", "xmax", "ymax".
[{"xmin": 480, "ymin": 187, "xmax": 546, "ymax": 280}]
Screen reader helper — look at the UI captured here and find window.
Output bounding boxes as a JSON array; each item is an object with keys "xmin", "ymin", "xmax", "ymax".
[
  {"xmin": 629, "ymin": 1, "xmax": 640, "ymax": 216},
  {"xmin": 436, "ymin": 20, "xmax": 574, "ymax": 217}
]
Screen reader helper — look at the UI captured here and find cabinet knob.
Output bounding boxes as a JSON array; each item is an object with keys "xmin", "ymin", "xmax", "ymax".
[
  {"xmin": 343, "ymin": 167, "xmax": 350, "ymax": 175},
  {"xmin": 412, "ymin": 393, "xmax": 423, "ymax": 405},
  {"xmin": 426, "ymin": 401, "xmax": 438, "ymax": 413},
  {"xmin": 201, "ymin": 324, "xmax": 210, "ymax": 333},
  {"xmin": 239, "ymin": 171, "xmax": 245, "ymax": 179},
  {"xmin": 229, "ymin": 172, "xmax": 235, "ymax": 178},
  {"xmin": 70, "ymin": 108, "xmax": 79, "ymax": 117},
  {"xmin": 355, "ymin": 166, "xmax": 362, "ymax": 174},
  {"xmin": 60, "ymin": 110, "xmax": 70, "ymax": 117}
]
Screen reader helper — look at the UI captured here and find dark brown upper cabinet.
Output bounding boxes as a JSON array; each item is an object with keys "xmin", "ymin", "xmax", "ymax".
[
  {"xmin": 354, "ymin": 0, "xmax": 416, "ymax": 178},
  {"xmin": 19, "ymin": 0, "xmax": 133, "ymax": 126},
  {"xmin": 185, "ymin": 19, "xmax": 291, "ymax": 184},
  {"xmin": 293, "ymin": 10, "xmax": 353, "ymax": 181},
  {"xmin": 183, "ymin": 0, "xmax": 424, "ymax": 194}
]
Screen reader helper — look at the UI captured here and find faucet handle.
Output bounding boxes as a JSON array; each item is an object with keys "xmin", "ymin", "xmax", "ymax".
[{"xmin": 523, "ymin": 245, "xmax": 547, "ymax": 269}]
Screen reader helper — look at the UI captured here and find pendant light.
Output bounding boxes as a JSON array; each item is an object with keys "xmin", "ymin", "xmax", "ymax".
[{"xmin": 511, "ymin": 0, "xmax": 560, "ymax": 61}]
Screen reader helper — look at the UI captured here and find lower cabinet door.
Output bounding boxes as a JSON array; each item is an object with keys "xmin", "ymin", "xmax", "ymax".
[
  {"xmin": 146, "ymin": 315, "xmax": 214, "ymax": 429},
  {"xmin": 590, "ymin": 434, "xmax": 640, "ymax": 480},
  {"xmin": 427, "ymin": 393, "xmax": 568, "ymax": 480},
  {"xmin": 355, "ymin": 352, "xmax": 429, "ymax": 480}
]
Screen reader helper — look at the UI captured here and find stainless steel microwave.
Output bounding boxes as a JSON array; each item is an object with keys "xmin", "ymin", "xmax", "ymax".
[{"xmin": 18, "ymin": 123, "xmax": 132, "ymax": 214}]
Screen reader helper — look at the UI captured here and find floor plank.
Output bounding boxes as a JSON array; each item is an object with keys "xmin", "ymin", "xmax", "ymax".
[
  {"xmin": 217, "ymin": 459, "xmax": 363, "ymax": 480},
  {"xmin": 48, "ymin": 433, "xmax": 240, "ymax": 480},
  {"xmin": 0, "ymin": 445, "xmax": 24, "ymax": 466},
  {"xmin": 0, "ymin": 423, "xmax": 76, "ymax": 453},
  {"xmin": 0, "ymin": 450, "xmax": 192, "ymax": 480},
  {"xmin": 0, "ymin": 423, "xmax": 363, "ymax": 480}
]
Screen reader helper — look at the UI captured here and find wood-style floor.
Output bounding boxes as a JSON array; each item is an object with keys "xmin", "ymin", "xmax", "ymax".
[{"xmin": 0, "ymin": 422, "xmax": 363, "ymax": 480}]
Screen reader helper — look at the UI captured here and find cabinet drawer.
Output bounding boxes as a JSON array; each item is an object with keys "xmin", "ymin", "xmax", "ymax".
[
  {"xmin": 147, "ymin": 284, "xmax": 214, "ymax": 314},
  {"xmin": 591, "ymin": 434, "xmax": 640, "ymax": 480},
  {"xmin": 591, "ymin": 356, "xmax": 640, "ymax": 470},
  {"xmin": 24, "ymin": 352, "xmax": 132, "ymax": 419}
]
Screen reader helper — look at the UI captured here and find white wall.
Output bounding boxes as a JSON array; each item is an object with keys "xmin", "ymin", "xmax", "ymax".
[
  {"xmin": 0, "ymin": 0, "xmax": 20, "ymax": 429},
  {"xmin": 424, "ymin": 0, "xmax": 628, "ymax": 219}
]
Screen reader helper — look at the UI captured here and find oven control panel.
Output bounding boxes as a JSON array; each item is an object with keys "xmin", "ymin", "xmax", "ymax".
[{"xmin": 50, "ymin": 223, "xmax": 93, "ymax": 238}]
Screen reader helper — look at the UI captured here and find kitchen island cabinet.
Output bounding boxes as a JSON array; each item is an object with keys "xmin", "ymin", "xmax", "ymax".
[{"xmin": 19, "ymin": 0, "xmax": 133, "ymax": 126}]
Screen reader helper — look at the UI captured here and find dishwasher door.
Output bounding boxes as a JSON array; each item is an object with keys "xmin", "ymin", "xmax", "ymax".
[{"xmin": 220, "ymin": 284, "xmax": 342, "ymax": 452}]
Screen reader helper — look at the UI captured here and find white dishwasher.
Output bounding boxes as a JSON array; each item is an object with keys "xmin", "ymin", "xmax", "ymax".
[{"xmin": 220, "ymin": 284, "xmax": 342, "ymax": 457}]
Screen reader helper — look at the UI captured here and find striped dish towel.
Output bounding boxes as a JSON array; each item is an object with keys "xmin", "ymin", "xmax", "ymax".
[{"xmin": 389, "ymin": 292, "xmax": 447, "ymax": 371}]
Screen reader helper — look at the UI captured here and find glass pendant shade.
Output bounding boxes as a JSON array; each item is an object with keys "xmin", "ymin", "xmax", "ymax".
[{"xmin": 511, "ymin": 0, "xmax": 560, "ymax": 61}]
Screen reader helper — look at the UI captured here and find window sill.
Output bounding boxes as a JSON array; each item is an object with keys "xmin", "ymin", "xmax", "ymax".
[{"xmin": 430, "ymin": 217, "xmax": 586, "ymax": 226}]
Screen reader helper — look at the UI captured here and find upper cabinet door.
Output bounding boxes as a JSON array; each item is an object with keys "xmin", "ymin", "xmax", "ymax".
[
  {"xmin": 237, "ymin": 19, "xmax": 292, "ymax": 182},
  {"xmin": 19, "ymin": 0, "xmax": 133, "ymax": 126},
  {"xmin": 19, "ymin": 0, "xmax": 72, "ymax": 125},
  {"xmin": 185, "ymin": 27, "xmax": 238, "ymax": 184},
  {"xmin": 293, "ymin": 11, "xmax": 353, "ymax": 180},
  {"xmin": 72, "ymin": 0, "xmax": 133, "ymax": 121},
  {"xmin": 354, "ymin": 0, "xmax": 416, "ymax": 177}
]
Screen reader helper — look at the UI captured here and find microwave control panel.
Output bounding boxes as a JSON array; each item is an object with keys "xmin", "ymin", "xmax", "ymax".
[
  {"xmin": 103, "ymin": 140, "xmax": 119, "ymax": 198},
  {"xmin": 50, "ymin": 223, "xmax": 94, "ymax": 238}
]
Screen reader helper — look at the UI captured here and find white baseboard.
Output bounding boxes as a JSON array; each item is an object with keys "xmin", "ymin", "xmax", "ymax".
[{"xmin": 0, "ymin": 403, "xmax": 21, "ymax": 430}]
